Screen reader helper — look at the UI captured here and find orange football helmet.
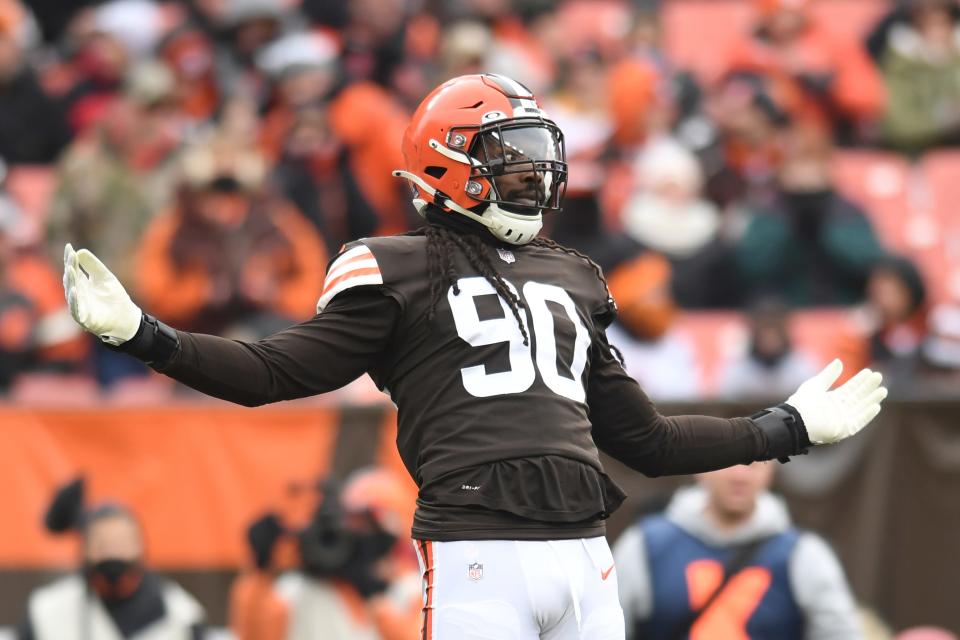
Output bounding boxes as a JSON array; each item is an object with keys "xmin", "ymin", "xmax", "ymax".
[{"xmin": 393, "ymin": 74, "xmax": 567, "ymax": 245}]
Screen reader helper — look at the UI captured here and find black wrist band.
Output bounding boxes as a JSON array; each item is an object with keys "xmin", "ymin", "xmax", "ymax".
[
  {"xmin": 750, "ymin": 403, "xmax": 812, "ymax": 463},
  {"xmin": 110, "ymin": 313, "xmax": 180, "ymax": 367}
]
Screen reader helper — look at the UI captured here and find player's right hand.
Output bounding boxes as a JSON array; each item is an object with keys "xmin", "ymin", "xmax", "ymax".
[
  {"xmin": 785, "ymin": 359, "xmax": 888, "ymax": 445},
  {"xmin": 63, "ymin": 243, "xmax": 142, "ymax": 346}
]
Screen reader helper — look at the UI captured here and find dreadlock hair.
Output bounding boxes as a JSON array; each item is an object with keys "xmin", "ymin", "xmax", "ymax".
[
  {"xmin": 423, "ymin": 224, "xmax": 531, "ymax": 345},
  {"xmin": 420, "ymin": 224, "xmax": 617, "ymax": 356}
]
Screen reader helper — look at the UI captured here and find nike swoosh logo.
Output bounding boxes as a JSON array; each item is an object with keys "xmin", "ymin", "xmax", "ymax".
[{"xmin": 601, "ymin": 564, "xmax": 615, "ymax": 581}]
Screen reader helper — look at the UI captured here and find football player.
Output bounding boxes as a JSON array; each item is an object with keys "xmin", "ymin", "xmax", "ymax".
[{"xmin": 63, "ymin": 74, "xmax": 886, "ymax": 640}]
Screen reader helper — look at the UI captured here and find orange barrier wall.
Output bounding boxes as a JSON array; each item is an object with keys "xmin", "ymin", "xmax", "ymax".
[{"xmin": 0, "ymin": 405, "xmax": 405, "ymax": 569}]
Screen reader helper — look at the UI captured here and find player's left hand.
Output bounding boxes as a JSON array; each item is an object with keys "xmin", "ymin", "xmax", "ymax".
[{"xmin": 785, "ymin": 359, "xmax": 888, "ymax": 444}]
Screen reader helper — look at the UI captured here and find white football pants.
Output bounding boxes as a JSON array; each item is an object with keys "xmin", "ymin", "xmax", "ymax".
[{"xmin": 413, "ymin": 537, "xmax": 625, "ymax": 639}]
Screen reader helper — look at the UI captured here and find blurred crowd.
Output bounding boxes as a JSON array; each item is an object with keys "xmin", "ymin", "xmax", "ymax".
[{"xmin": 0, "ymin": 0, "xmax": 959, "ymax": 400}]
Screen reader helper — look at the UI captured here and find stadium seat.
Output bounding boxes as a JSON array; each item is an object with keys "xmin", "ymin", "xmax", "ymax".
[
  {"xmin": 662, "ymin": 0, "xmax": 887, "ymax": 81},
  {"xmin": 674, "ymin": 309, "xmax": 860, "ymax": 394},
  {"xmin": 831, "ymin": 151, "xmax": 957, "ymax": 303},
  {"xmin": 8, "ymin": 373, "xmax": 99, "ymax": 406},
  {"xmin": 104, "ymin": 375, "xmax": 176, "ymax": 406},
  {"xmin": 920, "ymin": 151, "xmax": 960, "ymax": 229},
  {"xmin": 662, "ymin": 0, "xmax": 752, "ymax": 80},
  {"xmin": 918, "ymin": 151, "xmax": 960, "ymax": 301},
  {"xmin": 673, "ymin": 311, "xmax": 746, "ymax": 394},
  {"xmin": 831, "ymin": 150, "xmax": 913, "ymax": 250}
]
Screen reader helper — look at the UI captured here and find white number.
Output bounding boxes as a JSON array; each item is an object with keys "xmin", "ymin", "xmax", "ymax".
[
  {"xmin": 448, "ymin": 277, "xmax": 590, "ymax": 402},
  {"xmin": 447, "ymin": 277, "xmax": 535, "ymax": 397},
  {"xmin": 522, "ymin": 282, "xmax": 590, "ymax": 403}
]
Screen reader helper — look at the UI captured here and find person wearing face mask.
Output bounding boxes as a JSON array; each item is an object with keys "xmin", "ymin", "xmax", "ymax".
[
  {"xmin": 17, "ymin": 478, "xmax": 206, "ymax": 640},
  {"xmin": 621, "ymin": 138, "xmax": 740, "ymax": 309},
  {"xmin": 736, "ymin": 124, "xmax": 886, "ymax": 307},
  {"xmin": 718, "ymin": 298, "xmax": 818, "ymax": 400}
]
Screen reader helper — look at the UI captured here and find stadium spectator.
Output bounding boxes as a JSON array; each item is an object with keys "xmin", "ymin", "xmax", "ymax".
[
  {"xmin": 718, "ymin": 298, "xmax": 819, "ymax": 399},
  {"xmin": 0, "ymin": 184, "xmax": 88, "ymax": 386},
  {"xmin": 699, "ymin": 71, "xmax": 790, "ymax": 208},
  {"xmin": 839, "ymin": 256, "xmax": 929, "ymax": 389},
  {"xmin": 213, "ymin": 0, "xmax": 296, "ymax": 106},
  {"xmin": 0, "ymin": 0, "xmax": 70, "ymax": 164},
  {"xmin": 46, "ymin": 62, "xmax": 186, "ymax": 291},
  {"xmin": 604, "ymin": 56, "xmax": 661, "ymax": 154},
  {"xmin": 723, "ymin": 0, "xmax": 885, "ymax": 140},
  {"xmin": 736, "ymin": 124, "xmax": 886, "ymax": 306},
  {"xmin": 45, "ymin": 63, "xmax": 190, "ymax": 387},
  {"xmin": 157, "ymin": 24, "xmax": 222, "ymax": 124},
  {"xmin": 469, "ymin": 0, "xmax": 557, "ymax": 95},
  {"xmin": 53, "ymin": 1, "xmax": 168, "ymax": 135},
  {"xmin": 613, "ymin": 461, "xmax": 863, "ymax": 639},
  {"xmin": 874, "ymin": 0, "xmax": 960, "ymax": 153},
  {"xmin": 604, "ymin": 252, "xmax": 701, "ymax": 401},
  {"xmin": 0, "ymin": 191, "xmax": 36, "ymax": 390},
  {"xmin": 17, "ymin": 479, "xmax": 206, "ymax": 639},
  {"xmin": 257, "ymin": 32, "xmax": 392, "ymax": 252},
  {"xmin": 622, "ymin": 138, "xmax": 740, "ymax": 308},
  {"xmin": 137, "ymin": 134, "xmax": 326, "ymax": 336},
  {"xmin": 230, "ymin": 469, "xmax": 421, "ymax": 640}
]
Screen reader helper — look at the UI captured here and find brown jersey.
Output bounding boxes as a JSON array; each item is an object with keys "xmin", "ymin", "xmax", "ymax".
[
  {"xmin": 153, "ymin": 226, "xmax": 773, "ymax": 541},
  {"xmin": 324, "ymin": 234, "xmax": 625, "ymax": 539}
]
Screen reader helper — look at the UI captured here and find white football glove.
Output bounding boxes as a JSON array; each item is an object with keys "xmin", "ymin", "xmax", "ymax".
[
  {"xmin": 785, "ymin": 359, "xmax": 888, "ymax": 444},
  {"xmin": 63, "ymin": 243, "xmax": 142, "ymax": 346}
]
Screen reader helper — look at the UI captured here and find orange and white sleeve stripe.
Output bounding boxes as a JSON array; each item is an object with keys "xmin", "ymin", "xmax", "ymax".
[{"xmin": 316, "ymin": 243, "xmax": 383, "ymax": 312}]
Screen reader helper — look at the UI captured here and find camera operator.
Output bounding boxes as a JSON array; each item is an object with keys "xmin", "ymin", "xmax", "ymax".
[{"xmin": 231, "ymin": 468, "xmax": 421, "ymax": 640}]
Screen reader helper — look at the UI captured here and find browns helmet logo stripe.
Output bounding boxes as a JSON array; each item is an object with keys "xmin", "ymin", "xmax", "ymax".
[{"xmin": 316, "ymin": 244, "xmax": 383, "ymax": 312}]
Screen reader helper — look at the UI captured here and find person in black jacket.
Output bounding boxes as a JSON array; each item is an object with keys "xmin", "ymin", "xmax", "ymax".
[{"xmin": 0, "ymin": 16, "xmax": 70, "ymax": 164}]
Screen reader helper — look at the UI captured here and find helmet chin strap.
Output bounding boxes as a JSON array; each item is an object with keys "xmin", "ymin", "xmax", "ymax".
[{"xmin": 392, "ymin": 169, "xmax": 542, "ymax": 245}]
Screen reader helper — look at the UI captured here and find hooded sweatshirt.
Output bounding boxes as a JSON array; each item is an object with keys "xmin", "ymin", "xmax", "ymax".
[{"xmin": 613, "ymin": 486, "xmax": 862, "ymax": 640}]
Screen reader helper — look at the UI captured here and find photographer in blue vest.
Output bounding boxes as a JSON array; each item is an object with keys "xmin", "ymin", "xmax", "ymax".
[{"xmin": 612, "ymin": 461, "xmax": 862, "ymax": 640}]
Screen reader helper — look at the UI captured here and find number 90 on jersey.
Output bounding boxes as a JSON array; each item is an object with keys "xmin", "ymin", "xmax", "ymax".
[{"xmin": 447, "ymin": 277, "xmax": 590, "ymax": 402}]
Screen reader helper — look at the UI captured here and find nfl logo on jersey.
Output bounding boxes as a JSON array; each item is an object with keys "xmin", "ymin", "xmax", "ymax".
[
  {"xmin": 468, "ymin": 562, "xmax": 483, "ymax": 581},
  {"xmin": 497, "ymin": 248, "xmax": 516, "ymax": 264}
]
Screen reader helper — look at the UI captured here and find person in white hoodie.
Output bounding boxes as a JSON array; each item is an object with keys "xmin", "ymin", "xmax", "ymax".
[{"xmin": 612, "ymin": 462, "xmax": 862, "ymax": 640}]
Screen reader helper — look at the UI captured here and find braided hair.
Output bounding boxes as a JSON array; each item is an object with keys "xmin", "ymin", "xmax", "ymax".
[{"xmin": 420, "ymin": 224, "xmax": 614, "ymax": 349}]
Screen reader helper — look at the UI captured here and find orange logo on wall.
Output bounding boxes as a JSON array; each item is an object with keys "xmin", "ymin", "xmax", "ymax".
[{"xmin": 685, "ymin": 559, "xmax": 772, "ymax": 640}]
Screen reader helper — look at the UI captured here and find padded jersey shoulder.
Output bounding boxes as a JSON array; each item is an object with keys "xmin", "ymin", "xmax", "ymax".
[{"xmin": 317, "ymin": 234, "xmax": 428, "ymax": 312}]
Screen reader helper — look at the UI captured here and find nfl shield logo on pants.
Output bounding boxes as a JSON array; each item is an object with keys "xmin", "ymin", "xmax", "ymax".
[{"xmin": 468, "ymin": 562, "xmax": 483, "ymax": 581}]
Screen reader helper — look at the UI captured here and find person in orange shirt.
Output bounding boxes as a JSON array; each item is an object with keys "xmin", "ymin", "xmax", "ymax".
[
  {"xmin": 137, "ymin": 134, "xmax": 326, "ymax": 336},
  {"xmin": 723, "ymin": 0, "xmax": 885, "ymax": 138},
  {"xmin": 230, "ymin": 468, "xmax": 422, "ymax": 640}
]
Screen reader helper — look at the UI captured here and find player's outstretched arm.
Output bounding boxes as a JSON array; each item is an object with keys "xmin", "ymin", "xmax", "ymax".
[
  {"xmin": 588, "ymin": 332, "xmax": 887, "ymax": 476},
  {"xmin": 63, "ymin": 244, "xmax": 397, "ymax": 405}
]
